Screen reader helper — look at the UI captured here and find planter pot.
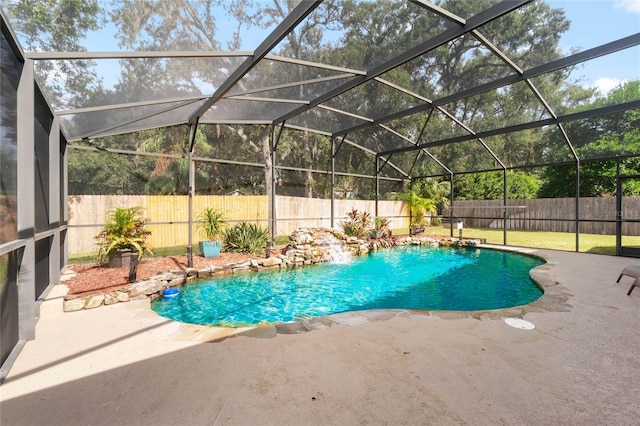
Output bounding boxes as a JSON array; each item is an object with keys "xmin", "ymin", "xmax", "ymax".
[
  {"xmin": 410, "ymin": 226, "xmax": 425, "ymax": 236},
  {"xmin": 108, "ymin": 249, "xmax": 137, "ymax": 268},
  {"xmin": 199, "ymin": 240, "xmax": 222, "ymax": 258}
]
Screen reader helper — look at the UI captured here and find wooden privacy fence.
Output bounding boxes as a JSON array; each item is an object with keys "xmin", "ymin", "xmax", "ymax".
[
  {"xmin": 67, "ymin": 195, "xmax": 409, "ymax": 255},
  {"xmin": 443, "ymin": 197, "xmax": 640, "ymax": 235},
  {"xmin": 274, "ymin": 197, "xmax": 408, "ymax": 237}
]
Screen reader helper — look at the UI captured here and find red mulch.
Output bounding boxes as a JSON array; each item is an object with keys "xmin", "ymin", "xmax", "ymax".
[{"xmin": 64, "ymin": 252, "xmax": 261, "ymax": 297}]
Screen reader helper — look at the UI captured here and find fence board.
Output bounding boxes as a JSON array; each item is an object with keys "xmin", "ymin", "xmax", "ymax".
[
  {"xmin": 443, "ymin": 197, "xmax": 640, "ymax": 235},
  {"xmin": 67, "ymin": 195, "xmax": 409, "ymax": 255}
]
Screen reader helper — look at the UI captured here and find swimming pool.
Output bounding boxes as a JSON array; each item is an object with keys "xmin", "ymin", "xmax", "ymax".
[{"xmin": 152, "ymin": 246, "xmax": 544, "ymax": 327}]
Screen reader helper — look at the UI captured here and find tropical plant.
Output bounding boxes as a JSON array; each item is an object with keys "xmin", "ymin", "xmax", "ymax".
[
  {"xmin": 393, "ymin": 188, "xmax": 437, "ymax": 227},
  {"xmin": 95, "ymin": 206, "xmax": 152, "ymax": 261},
  {"xmin": 222, "ymin": 222, "xmax": 269, "ymax": 255},
  {"xmin": 197, "ymin": 207, "xmax": 226, "ymax": 241},
  {"xmin": 341, "ymin": 208, "xmax": 372, "ymax": 239},
  {"xmin": 372, "ymin": 216, "xmax": 392, "ymax": 239}
]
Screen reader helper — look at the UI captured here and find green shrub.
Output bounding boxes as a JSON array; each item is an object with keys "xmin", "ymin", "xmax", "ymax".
[
  {"xmin": 223, "ymin": 222, "xmax": 269, "ymax": 255},
  {"xmin": 95, "ymin": 206, "xmax": 152, "ymax": 261}
]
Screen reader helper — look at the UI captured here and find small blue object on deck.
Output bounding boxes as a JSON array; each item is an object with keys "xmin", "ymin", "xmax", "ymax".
[{"xmin": 163, "ymin": 287, "xmax": 179, "ymax": 299}]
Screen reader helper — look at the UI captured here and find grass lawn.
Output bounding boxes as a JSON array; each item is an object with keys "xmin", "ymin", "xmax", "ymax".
[
  {"xmin": 69, "ymin": 228, "xmax": 638, "ymax": 263},
  {"xmin": 420, "ymin": 226, "xmax": 639, "ymax": 256}
]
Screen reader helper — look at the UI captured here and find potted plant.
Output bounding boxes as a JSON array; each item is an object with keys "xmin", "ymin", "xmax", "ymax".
[
  {"xmin": 95, "ymin": 206, "xmax": 153, "ymax": 268},
  {"xmin": 197, "ymin": 207, "xmax": 226, "ymax": 258}
]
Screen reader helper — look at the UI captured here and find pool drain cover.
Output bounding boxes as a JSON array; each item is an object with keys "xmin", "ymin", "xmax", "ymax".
[{"xmin": 504, "ymin": 318, "xmax": 535, "ymax": 330}]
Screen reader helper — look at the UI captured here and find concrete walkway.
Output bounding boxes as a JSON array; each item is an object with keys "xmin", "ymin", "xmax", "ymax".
[{"xmin": 1, "ymin": 248, "xmax": 639, "ymax": 425}]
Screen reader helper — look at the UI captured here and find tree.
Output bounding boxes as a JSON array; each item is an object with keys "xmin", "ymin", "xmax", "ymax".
[
  {"xmin": 7, "ymin": 0, "xmax": 104, "ymax": 107},
  {"xmin": 538, "ymin": 80, "xmax": 640, "ymax": 197},
  {"xmin": 413, "ymin": 178, "xmax": 451, "ymax": 212},
  {"xmin": 454, "ymin": 171, "xmax": 540, "ymax": 200}
]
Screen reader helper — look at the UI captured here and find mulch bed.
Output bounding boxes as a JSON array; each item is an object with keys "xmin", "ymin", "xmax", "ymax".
[{"xmin": 64, "ymin": 252, "xmax": 259, "ymax": 297}]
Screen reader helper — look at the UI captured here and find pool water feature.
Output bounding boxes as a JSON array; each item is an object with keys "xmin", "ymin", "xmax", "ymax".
[
  {"xmin": 152, "ymin": 246, "xmax": 544, "ymax": 327},
  {"xmin": 314, "ymin": 231, "xmax": 352, "ymax": 264}
]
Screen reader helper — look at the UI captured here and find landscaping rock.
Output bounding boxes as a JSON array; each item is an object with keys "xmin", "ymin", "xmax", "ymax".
[
  {"xmin": 104, "ymin": 294, "xmax": 119, "ymax": 305},
  {"xmin": 262, "ymin": 257, "xmax": 282, "ymax": 267},
  {"xmin": 169, "ymin": 276, "xmax": 186, "ymax": 286},
  {"xmin": 116, "ymin": 291, "xmax": 130, "ymax": 302},
  {"xmin": 230, "ymin": 260, "xmax": 251, "ymax": 269},
  {"xmin": 84, "ymin": 294, "xmax": 105, "ymax": 309},
  {"xmin": 198, "ymin": 268, "xmax": 211, "ymax": 277},
  {"xmin": 129, "ymin": 279, "xmax": 164, "ymax": 297},
  {"xmin": 63, "ymin": 298, "xmax": 86, "ymax": 312},
  {"xmin": 150, "ymin": 273, "xmax": 174, "ymax": 281}
]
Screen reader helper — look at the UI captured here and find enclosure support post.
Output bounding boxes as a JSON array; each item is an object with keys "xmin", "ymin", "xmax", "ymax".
[
  {"xmin": 270, "ymin": 125, "xmax": 277, "ymax": 244},
  {"xmin": 575, "ymin": 160, "xmax": 581, "ymax": 252},
  {"xmin": 449, "ymin": 173, "xmax": 454, "ymax": 238},
  {"xmin": 331, "ymin": 135, "xmax": 346, "ymax": 229},
  {"xmin": 503, "ymin": 169, "xmax": 508, "ymax": 246},
  {"xmin": 557, "ymin": 123, "xmax": 580, "ymax": 252},
  {"xmin": 616, "ymin": 160, "xmax": 622, "ymax": 256},
  {"xmin": 375, "ymin": 156, "xmax": 380, "ymax": 218},
  {"xmin": 330, "ymin": 138, "xmax": 336, "ymax": 228},
  {"xmin": 16, "ymin": 58, "xmax": 36, "ymax": 341},
  {"xmin": 187, "ymin": 121, "xmax": 199, "ymax": 268}
]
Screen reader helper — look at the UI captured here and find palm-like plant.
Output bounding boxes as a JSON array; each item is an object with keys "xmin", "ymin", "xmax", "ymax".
[
  {"xmin": 197, "ymin": 207, "xmax": 226, "ymax": 241},
  {"xmin": 393, "ymin": 188, "xmax": 437, "ymax": 227},
  {"xmin": 95, "ymin": 206, "xmax": 152, "ymax": 261},
  {"xmin": 415, "ymin": 179, "xmax": 451, "ymax": 211},
  {"xmin": 222, "ymin": 222, "xmax": 269, "ymax": 255}
]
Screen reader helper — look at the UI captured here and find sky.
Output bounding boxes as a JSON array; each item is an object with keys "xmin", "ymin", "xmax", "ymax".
[{"xmin": 552, "ymin": 0, "xmax": 640, "ymax": 95}]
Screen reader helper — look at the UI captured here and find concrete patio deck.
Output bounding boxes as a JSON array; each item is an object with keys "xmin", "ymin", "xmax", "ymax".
[{"xmin": 1, "ymin": 247, "xmax": 639, "ymax": 425}]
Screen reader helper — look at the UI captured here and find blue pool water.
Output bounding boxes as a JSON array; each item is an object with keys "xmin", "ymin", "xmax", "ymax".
[{"xmin": 152, "ymin": 246, "xmax": 544, "ymax": 327}]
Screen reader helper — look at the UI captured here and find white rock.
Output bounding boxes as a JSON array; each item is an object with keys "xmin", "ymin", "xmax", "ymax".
[
  {"xmin": 104, "ymin": 294, "xmax": 119, "ymax": 305},
  {"xmin": 63, "ymin": 298, "xmax": 86, "ymax": 312},
  {"xmin": 84, "ymin": 294, "xmax": 105, "ymax": 309},
  {"xmin": 116, "ymin": 291, "xmax": 130, "ymax": 302},
  {"xmin": 129, "ymin": 279, "xmax": 164, "ymax": 297}
]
